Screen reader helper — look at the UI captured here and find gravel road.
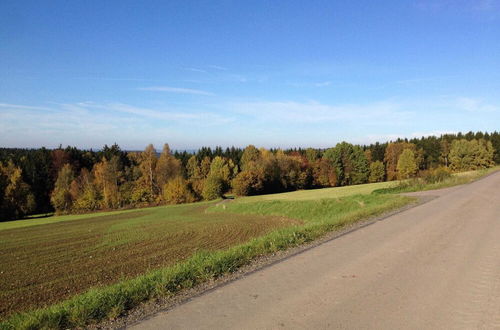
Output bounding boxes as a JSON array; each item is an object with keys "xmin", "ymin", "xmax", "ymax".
[{"xmin": 130, "ymin": 171, "xmax": 500, "ymax": 330}]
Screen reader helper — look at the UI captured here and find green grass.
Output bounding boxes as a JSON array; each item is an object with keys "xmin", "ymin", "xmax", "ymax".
[
  {"xmin": 0, "ymin": 187, "xmax": 413, "ymax": 329},
  {"xmin": 0, "ymin": 204, "xmax": 183, "ymax": 231},
  {"xmin": 373, "ymin": 166, "xmax": 500, "ymax": 195},
  {"xmin": 239, "ymin": 180, "xmax": 398, "ymax": 202},
  {"xmin": 0, "ymin": 201, "xmax": 297, "ymax": 319}
]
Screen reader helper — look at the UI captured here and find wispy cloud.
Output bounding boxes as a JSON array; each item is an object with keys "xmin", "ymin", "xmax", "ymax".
[
  {"xmin": 137, "ymin": 86, "xmax": 215, "ymax": 96},
  {"xmin": 454, "ymin": 97, "xmax": 498, "ymax": 112},
  {"xmin": 0, "ymin": 101, "xmax": 233, "ymax": 148},
  {"xmin": 287, "ymin": 81, "xmax": 332, "ymax": 88},
  {"xmin": 208, "ymin": 65, "xmax": 228, "ymax": 71},
  {"xmin": 0, "ymin": 103, "xmax": 54, "ymax": 111},
  {"xmin": 185, "ymin": 67, "xmax": 208, "ymax": 73},
  {"xmin": 314, "ymin": 81, "xmax": 332, "ymax": 87},
  {"xmin": 72, "ymin": 77, "xmax": 154, "ymax": 81},
  {"xmin": 230, "ymin": 100, "xmax": 414, "ymax": 124}
]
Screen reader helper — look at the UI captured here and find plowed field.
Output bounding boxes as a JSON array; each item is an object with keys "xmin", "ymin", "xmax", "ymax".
[{"xmin": 0, "ymin": 202, "xmax": 298, "ymax": 318}]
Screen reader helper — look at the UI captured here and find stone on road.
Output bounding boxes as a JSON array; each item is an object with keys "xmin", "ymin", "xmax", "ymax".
[{"xmin": 131, "ymin": 172, "xmax": 500, "ymax": 330}]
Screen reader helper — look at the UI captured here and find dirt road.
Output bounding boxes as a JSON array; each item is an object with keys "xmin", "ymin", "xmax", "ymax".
[{"xmin": 131, "ymin": 172, "xmax": 500, "ymax": 330}]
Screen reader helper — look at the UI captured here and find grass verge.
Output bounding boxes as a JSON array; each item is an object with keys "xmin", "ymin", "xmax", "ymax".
[{"xmin": 0, "ymin": 194, "xmax": 412, "ymax": 329}]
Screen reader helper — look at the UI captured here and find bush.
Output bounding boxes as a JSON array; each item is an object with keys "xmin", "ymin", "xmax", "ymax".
[
  {"xmin": 420, "ymin": 167, "xmax": 452, "ymax": 184},
  {"xmin": 163, "ymin": 177, "xmax": 196, "ymax": 204},
  {"xmin": 129, "ymin": 186, "xmax": 154, "ymax": 206}
]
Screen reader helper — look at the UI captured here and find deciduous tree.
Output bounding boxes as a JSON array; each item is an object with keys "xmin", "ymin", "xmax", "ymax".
[
  {"xmin": 51, "ymin": 164, "xmax": 75, "ymax": 213},
  {"xmin": 369, "ymin": 161, "xmax": 385, "ymax": 183},
  {"xmin": 397, "ymin": 149, "xmax": 417, "ymax": 179}
]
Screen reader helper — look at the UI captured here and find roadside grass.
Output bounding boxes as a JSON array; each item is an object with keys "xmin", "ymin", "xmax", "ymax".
[
  {"xmin": 0, "ymin": 192, "xmax": 413, "ymax": 329},
  {"xmin": 372, "ymin": 166, "xmax": 500, "ymax": 195}
]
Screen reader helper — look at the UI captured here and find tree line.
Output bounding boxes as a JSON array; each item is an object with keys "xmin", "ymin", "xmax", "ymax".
[{"xmin": 0, "ymin": 131, "xmax": 498, "ymax": 220}]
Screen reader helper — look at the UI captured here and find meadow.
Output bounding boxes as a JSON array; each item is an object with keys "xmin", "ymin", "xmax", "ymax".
[{"xmin": 0, "ymin": 180, "xmax": 412, "ymax": 328}]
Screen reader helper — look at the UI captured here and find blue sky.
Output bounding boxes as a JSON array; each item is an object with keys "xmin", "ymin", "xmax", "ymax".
[{"xmin": 1, "ymin": 0, "xmax": 499, "ymax": 150}]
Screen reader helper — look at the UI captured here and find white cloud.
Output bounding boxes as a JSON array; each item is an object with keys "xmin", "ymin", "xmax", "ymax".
[
  {"xmin": 0, "ymin": 101, "xmax": 233, "ymax": 149},
  {"xmin": 230, "ymin": 100, "xmax": 414, "ymax": 124},
  {"xmin": 0, "ymin": 103, "xmax": 53, "ymax": 111},
  {"xmin": 454, "ymin": 97, "xmax": 497, "ymax": 112},
  {"xmin": 138, "ymin": 86, "xmax": 215, "ymax": 96}
]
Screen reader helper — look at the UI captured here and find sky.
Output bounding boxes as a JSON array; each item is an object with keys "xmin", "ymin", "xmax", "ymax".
[{"xmin": 1, "ymin": 0, "xmax": 499, "ymax": 150}]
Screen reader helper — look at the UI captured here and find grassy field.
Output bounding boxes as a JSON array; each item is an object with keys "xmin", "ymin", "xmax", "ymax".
[
  {"xmin": 0, "ymin": 181, "xmax": 414, "ymax": 329},
  {"xmin": 240, "ymin": 180, "xmax": 397, "ymax": 202},
  {"xmin": 0, "ymin": 202, "xmax": 298, "ymax": 318}
]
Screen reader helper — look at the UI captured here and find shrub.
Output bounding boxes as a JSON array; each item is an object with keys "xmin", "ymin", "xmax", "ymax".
[{"xmin": 420, "ymin": 166, "xmax": 452, "ymax": 184}]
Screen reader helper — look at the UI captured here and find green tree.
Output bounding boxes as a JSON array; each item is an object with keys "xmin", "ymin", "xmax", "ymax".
[
  {"xmin": 305, "ymin": 148, "xmax": 319, "ymax": 163},
  {"xmin": 202, "ymin": 175, "xmax": 224, "ymax": 200},
  {"xmin": 369, "ymin": 160, "xmax": 385, "ymax": 183},
  {"xmin": 186, "ymin": 155, "xmax": 200, "ymax": 179},
  {"xmin": 449, "ymin": 139, "xmax": 495, "ymax": 171},
  {"xmin": 397, "ymin": 149, "xmax": 417, "ymax": 179},
  {"xmin": 240, "ymin": 145, "xmax": 261, "ymax": 171},
  {"xmin": 323, "ymin": 142, "xmax": 369, "ymax": 186}
]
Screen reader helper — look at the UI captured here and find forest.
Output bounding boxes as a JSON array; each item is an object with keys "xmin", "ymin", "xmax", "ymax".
[{"xmin": 0, "ymin": 131, "xmax": 498, "ymax": 221}]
